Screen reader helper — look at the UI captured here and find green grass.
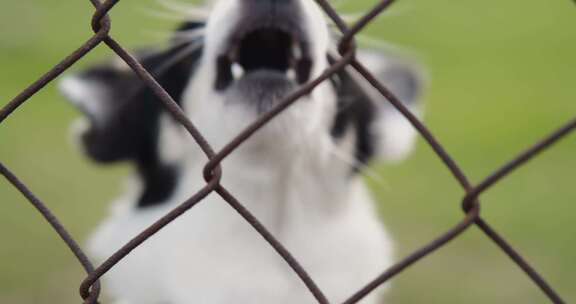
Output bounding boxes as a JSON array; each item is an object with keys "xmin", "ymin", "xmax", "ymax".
[{"xmin": 1, "ymin": 0, "xmax": 575, "ymax": 303}]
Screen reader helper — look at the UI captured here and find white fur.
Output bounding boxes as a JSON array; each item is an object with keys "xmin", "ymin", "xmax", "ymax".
[
  {"xmin": 376, "ymin": 112, "xmax": 418, "ymax": 162},
  {"xmin": 59, "ymin": 76, "xmax": 109, "ymax": 123},
  {"xmin": 87, "ymin": 1, "xmax": 401, "ymax": 303},
  {"xmin": 355, "ymin": 50, "xmax": 422, "ymax": 162}
]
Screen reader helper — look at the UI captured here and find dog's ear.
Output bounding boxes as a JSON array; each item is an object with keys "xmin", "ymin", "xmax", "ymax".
[
  {"xmin": 58, "ymin": 22, "xmax": 204, "ymax": 164},
  {"xmin": 361, "ymin": 50, "xmax": 424, "ymax": 163},
  {"xmin": 331, "ymin": 50, "xmax": 424, "ymax": 166}
]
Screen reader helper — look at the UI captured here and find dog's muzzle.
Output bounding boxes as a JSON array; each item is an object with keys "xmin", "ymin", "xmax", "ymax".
[{"xmin": 214, "ymin": 0, "xmax": 313, "ymax": 91}]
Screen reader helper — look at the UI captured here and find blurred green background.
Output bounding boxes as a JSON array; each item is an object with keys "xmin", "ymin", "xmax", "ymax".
[{"xmin": 1, "ymin": 0, "xmax": 575, "ymax": 303}]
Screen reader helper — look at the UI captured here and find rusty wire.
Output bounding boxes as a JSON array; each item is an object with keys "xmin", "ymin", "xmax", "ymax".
[{"xmin": 1, "ymin": 0, "xmax": 574, "ymax": 303}]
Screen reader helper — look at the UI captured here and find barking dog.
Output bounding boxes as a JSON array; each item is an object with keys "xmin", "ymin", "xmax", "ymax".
[{"xmin": 60, "ymin": 0, "xmax": 423, "ymax": 303}]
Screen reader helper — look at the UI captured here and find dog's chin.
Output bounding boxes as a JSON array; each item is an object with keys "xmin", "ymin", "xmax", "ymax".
[{"xmin": 226, "ymin": 70, "xmax": 296, "ymax": 113}]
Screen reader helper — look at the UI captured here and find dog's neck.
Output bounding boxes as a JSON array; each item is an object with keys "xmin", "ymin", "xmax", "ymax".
[
  {"xmin": 179, "ymin": 143, "xmax": 357, "ymax": 235},
  {"xmin": 164, "ymin": 110, "xmax": 358, "ymax": 225}
]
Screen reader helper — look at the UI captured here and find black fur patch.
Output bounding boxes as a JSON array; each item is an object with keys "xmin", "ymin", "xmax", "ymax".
[
  {"xmin": 71, "ymin": 22, "xmax": 204, "ymax": 208},
  {"xmin": 330, "ymin": 57, "xmax": 421, "ymax": 170},
  {"xmin": 330, "ymin": 68, "xmax": 378, "ymax": 168}
]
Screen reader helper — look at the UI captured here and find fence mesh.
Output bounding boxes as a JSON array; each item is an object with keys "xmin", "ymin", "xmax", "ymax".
[{"xmin": 1, "ymin": 0, "xmax": 575, "ymax": 303}]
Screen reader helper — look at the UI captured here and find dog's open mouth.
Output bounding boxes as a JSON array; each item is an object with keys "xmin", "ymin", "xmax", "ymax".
[{"xmin": 215, "ymin": 25, "xmax": 312, "ymax": 91}]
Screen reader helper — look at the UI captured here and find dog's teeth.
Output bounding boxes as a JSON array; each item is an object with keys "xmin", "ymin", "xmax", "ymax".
[
  {"xmin": 287, "ymin": 69, "xmax": 297, "ymax": 81},
  {"xmin": 232, "ymin": 63, "xmax": 244, "ymax": 79},
  {"xmin": 292, "ymin": 43, "xmax": 302, "ymax": 59}
]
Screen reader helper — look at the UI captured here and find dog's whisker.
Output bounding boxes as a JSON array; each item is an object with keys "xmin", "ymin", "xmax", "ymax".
[
  {"xmin": 329, "ymin": 31, "xmax": 421, "ymax": 60},
  {"xmin": 141, "ymin": 28, "xmax": 205, "ymax": 45},
  {"xmin": 142, "ymin": 39, "xmax": 204, "ymax": 86},
  {"xmin": 152, "ymin": 40, "xmax": 204, "ymax": 76},
  {"xmin": 331, "ymin": 0, "xmax": 350, "ymax": 9},
  {"xmin": 155, "ymin": 0, "xmax": 212, "ymax": 20},
  {"xmin": 154, "ymin": 0, "xmax": 195, "ymax": 12},
  {"xmin": 356, "ymin": 35, "xmax": 422, "ymax": 59},
  {"xmin": 379, "ymin": 3, "xmax": 416, "ymax": 19},
  {"xmin": 154, "ymin": 42, "xmax": 202, "ymax": 75},
  {"xmin": 328, "ymin": 143, "xmax": 390, "ymax": 190},
  {"xmin": 138, "ymin": 7, "xmax": 190, "ymax": 21},
  {"xmin": 172, "ymin": 28, "xmax": 206, "ymax": 40},
  {"xmin": 331, "ymin": 2, "xmax": 415, "ymax": 25},
  {"xmin": 334, "ymin": 12, "xmax": 364, "ymax": 24},
  {"xmin": 140, "ymin": 30, "xmax": 180, "ymax": 41}
]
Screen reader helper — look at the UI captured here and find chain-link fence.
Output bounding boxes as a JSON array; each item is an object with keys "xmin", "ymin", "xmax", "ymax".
[{"xmin": 1, "ymin": 0, "xmax": 574, "ymax": 303}]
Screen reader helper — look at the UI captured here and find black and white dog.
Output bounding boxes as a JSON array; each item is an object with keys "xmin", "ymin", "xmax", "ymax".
[{"xmin": 60, "ymin": 0, "xmax": 423, "ymax": 303}]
